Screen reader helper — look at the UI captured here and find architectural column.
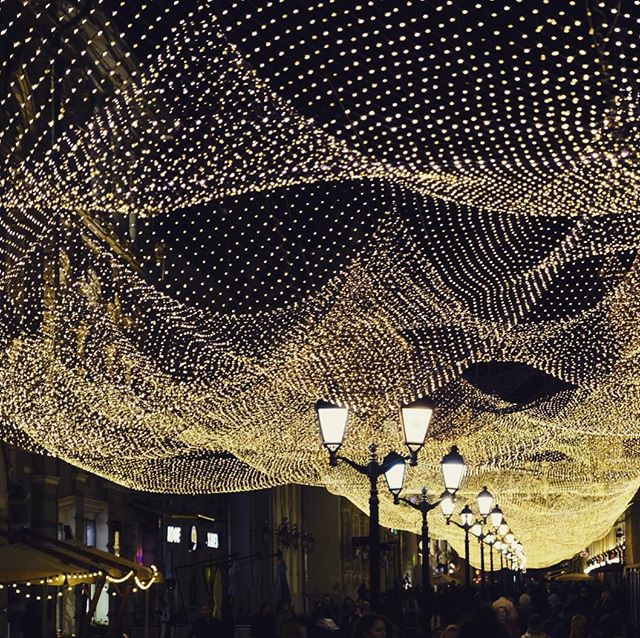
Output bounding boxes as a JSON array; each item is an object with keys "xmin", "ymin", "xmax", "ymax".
[
  {"xmin": 73, "ymin": 471, "xmax": 88, "ymax": 542},
  {"xmin": 28, "ymin": 452, "xmax": 60, "ymax": 638},
  {"xmin": 30, "ymin": 469, "xmax": 60, "ymax": 538},
  {"xmin": 304, "ymin": 487, "xmax": 342, "ymax": 602}
]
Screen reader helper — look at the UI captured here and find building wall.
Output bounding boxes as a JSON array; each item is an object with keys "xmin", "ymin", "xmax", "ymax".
[
  {"xmin": 0, "ymin": 444, "xmax": 228, "ymax": 637},
  {"xmin": 1, "ymin": 443, "xmax": 434, "ymax": 635},
  {"xmin": 305, "ymin": 486, "xmax": 343, "ymax": 601}
]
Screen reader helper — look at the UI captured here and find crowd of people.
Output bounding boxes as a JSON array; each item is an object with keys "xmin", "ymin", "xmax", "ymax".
[{"xmin": 243, "ymin": 578, "xmax": 628, "ymax": 638}]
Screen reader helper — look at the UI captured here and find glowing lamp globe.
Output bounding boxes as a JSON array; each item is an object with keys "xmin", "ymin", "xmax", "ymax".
[
  {"xmin": 441, "ymin": 445, "xmax": 466, "ymax": 493},
  {"xmin": 400, "ymin": 398, "xmax": 433, "ymax": 462},
  {"xmin": 383, "ymin": 452, "xmax": 407, "ymax": 498},
  {"xmin": 439, "ymin": 491, "xmax": 455, "ymax": 518},
  {"xmin": 490, "ymin": 504, "xmax": 504, "ymax": 530},
  {"xmin": 460, "ymin": 504, "xmax": 474, "ymax": 528},
  {"xmin": 316, "ymin": 400, "xmax": 348, "ymax": 453},
  {"xmin": 477, "ymin": 486, "xmax": 494, "ymax": 518}
]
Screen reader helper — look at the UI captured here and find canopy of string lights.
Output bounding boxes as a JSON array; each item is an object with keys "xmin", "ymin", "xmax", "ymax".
[{"xmin": 1, "ymin": 0, "xmax": 639, "ymax": 568}]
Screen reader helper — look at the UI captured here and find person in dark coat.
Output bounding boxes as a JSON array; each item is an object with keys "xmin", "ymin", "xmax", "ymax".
[
  {"xmin": 222, "ymin": 595, "xmax": 236, "ymax": 638},
  {"xmin": 252, "ymin": 603, "xmax": 277, "ymax": 638},
  {"xmin": 458, "ymin": 606, "xmax": 510, "ymax": 638},
  {"xmin": 187, "ymin": 604, "xmax": 223, "ymax": 638}
]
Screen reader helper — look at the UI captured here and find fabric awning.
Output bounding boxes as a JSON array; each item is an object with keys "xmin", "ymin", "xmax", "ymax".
[
  {"xmin": 0, "ymin": 530, "xmax": 159, "ymax": 587},
  {"xmin": 552, "ymin": 572, "xmax": 592, "ymax": 581}
]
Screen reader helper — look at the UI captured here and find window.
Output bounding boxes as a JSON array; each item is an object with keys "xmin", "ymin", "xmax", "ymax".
[{"xmin": 85, "ymin": 519, "xmax": 96, "ymax": 547}]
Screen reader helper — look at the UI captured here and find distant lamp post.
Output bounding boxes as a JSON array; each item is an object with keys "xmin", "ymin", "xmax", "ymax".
[
  {"xmin": 474, "ymin": 487, "xmax": 495, "ymax": 593},
  {"xmin": 390, "ymin": 448, "xmax": 466, "ymax": 638},
  {"xmin": 470, "ymin": 518, "xmax": 487, "ymax": 593},
  {"xmin": 446, "ymin": 503, "xmax": 474, "ymax": 589},
  {"xmin": 317, "ymin": 398, "xmax": 432, "ymax": 610},
  {"xmin": 487, "ymin": 505, "xmax": 503, "ymax": 588},
  {"xmin": 484, "ymin": 531, "xmax": 496, "ymax": 588}
]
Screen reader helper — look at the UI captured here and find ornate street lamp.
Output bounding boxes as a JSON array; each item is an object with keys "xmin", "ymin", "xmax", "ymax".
[
  {"xmin": 484, "ymin": 531, "xmax": 496, "ymax": 589},
  {"xmin": 317, "ymin": 398, "xmax": 432, "ymax": 610},
  {"xmin": 389, "ymin": 446, "xmax": 466, "ymax": 638}
]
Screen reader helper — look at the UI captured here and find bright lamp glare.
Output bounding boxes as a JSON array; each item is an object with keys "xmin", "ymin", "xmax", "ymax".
[
  {"xmin": 384, "ymin": 459, "xmax": 406, "ymax": 496},
  {"xmin": 439, "ymin": 491, "xmax": 455, "ymax": 518},
  {"xmin": 441, "ymin": 446, "xmax": 466, "ymax": 492},
  {"xmin": 401, "ymin": 400, "xmax": 433, "ymax": 452},
  {"xmin": 490, "ymin": 505, "xmax": 503, "ymax": 529},
  {"xmin": 477, "ymin": 486, "xmax": 494, "ymax": 517},
  {"xmin": 316, "ymin": 401, "xmax": 348, "ymax": 452}
]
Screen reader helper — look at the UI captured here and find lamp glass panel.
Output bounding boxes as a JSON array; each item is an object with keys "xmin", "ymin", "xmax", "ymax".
[
  {"xmin": 401, "ymin": 405, "xmax": 432, "ymax": 452},
  {"xmin": 384, "ymin": 460, "xmax": 406, "ymax": 496},
  {"xmin": 477, "ymin": 488, "xmax": 494, "ymax": 517},
  {"xmin": 317, "ymin": 404, "xmax": 348, "ymax": 451},
  {"xmin": 439, "ymin": 492, "xmax": 455, "ymax": 517},
  {"xmin": 461, "ymin": 508, "xmax": 474, "ymax": 527}
]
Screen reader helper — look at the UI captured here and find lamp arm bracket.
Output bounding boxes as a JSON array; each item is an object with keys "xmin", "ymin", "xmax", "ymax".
[
  {"xmin": 335, "ymin": 455, "xmax": 368, "ymax": 475},
  {"xmin": 397, "ymin": 496, "xmax": 440, "ymax": 513},
  {"xmin": 397, "ymin": 496, "xmax": 418, "ymax": 510}
]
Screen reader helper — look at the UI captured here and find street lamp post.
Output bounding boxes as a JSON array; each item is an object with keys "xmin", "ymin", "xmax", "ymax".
[
  {"xmin": 485, "ymin": 532, "xmax": 495, "ymax": 591},
  {"xmin": 486, "ymin": 504, "xmax": 503, "ymax": 590},
  {"xmin": 470, "ymin": 520, "xmax": 486, "ymax": 592},
  {"xmin": 390, "ymin": 448, "xmax": 465, "ymax": 637},
  {"xmin": 475, "ymin": 486, "xmax": 494, "ymax": 594},
  {"xmin": 445, "ymin": 503, "xmax": 474, "ymax": 589},
  {"xmin": 316, "ymin": 398, "xmax": 433, "ymax": 610}
]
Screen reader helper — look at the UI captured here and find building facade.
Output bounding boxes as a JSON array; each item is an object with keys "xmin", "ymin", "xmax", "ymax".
[{"xmin": 0, "ymin": 443, "xmax": 453, "ymax": 637}]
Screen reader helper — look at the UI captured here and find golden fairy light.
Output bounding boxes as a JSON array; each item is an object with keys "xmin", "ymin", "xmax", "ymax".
[{"xmin": 0, "ymin": 0, "xmax": 640, "ymax": 568}]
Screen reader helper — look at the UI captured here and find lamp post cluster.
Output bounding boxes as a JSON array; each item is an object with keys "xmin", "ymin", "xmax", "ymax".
[
  {"xmin": 316, "ymin": 398, "xmax": 526, "ymax": 634},
  {"xmin": 452, "ymin": 488, "xmax": 526, "ymax": 591},
  {"xmin": 316, "ymin": 398, "xmax": 465, "ymax": 634}
]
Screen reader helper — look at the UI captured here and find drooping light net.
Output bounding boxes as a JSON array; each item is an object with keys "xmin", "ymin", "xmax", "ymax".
[{"xmin": 0, "ymin": 0, "xmax": 639, "ymax": 567}]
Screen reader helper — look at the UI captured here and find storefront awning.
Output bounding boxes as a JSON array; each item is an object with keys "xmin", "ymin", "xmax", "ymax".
[{"xmin": 0, "ymin": 530, "xmax": 160, "ymax": 587}]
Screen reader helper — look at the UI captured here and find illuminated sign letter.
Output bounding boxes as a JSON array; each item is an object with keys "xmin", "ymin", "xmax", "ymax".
[{"xmin": 167, "ymin": 526, "xmax": 181, "ymax": 544}]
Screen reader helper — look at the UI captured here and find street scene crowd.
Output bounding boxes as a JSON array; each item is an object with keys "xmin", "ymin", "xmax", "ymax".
[{"xmin": 183, "ymin": 578, "xmax": 627, "ymax": 638}]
